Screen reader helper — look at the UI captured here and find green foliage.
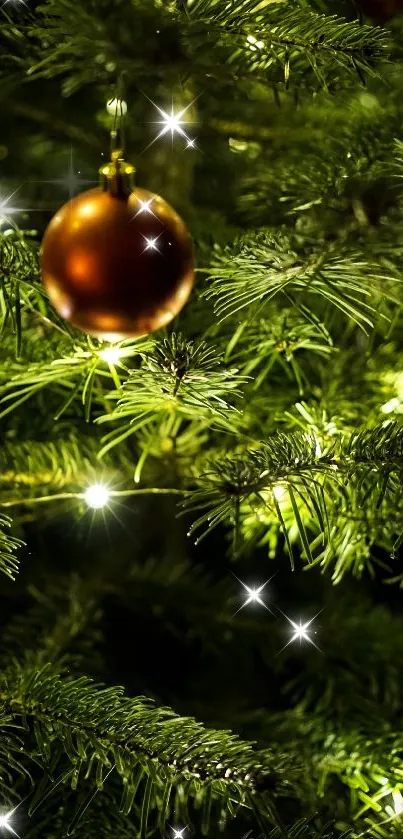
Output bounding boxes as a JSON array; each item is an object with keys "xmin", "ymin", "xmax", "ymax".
[
  {"xmin": 0, "ymin": 664, "xmax": 286, "ymax": 835},
  {"xmin": 0, "ymin": 512, "xmax": 24, "ymax": 579},
  {"xmin": 97, "ymin": 334, "xmax": 246, "ymax": 462},
  {"xmin": 2, "ymin": 0, "xmax": 403, "ymax": 837},
  {"xmin": 205, "ymin": 231, "xmax": 399, "ymax": 331}
]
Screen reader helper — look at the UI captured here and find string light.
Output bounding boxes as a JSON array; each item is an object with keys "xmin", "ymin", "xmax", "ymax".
[
  {"xmin": 84, "ymin": 483, "xmax": 110, "ymax": 509},
  {"xmin": 393, "ymin": 790, "xmax": 403, "ymax": 815},
  {"xmin": 246, "ymin": 34, "xmax": 265, "ymax": 51},
  {"xmin": 272, "ymin": 484, "xmax": 286, "ymax": 501},
  {"xmin": 98, "ymin": 347, "xmax": 123, "ymax": 365},
  {"xmin": 233, "ymin": 574, "xmax": 275, "ymax": 615},
  {"xmin": 0, "ymin": 806, "xmax": 20, "ymax": 836},
  {"xmin": 106, "ymin": 98, "xmax": 127, "ymax": 116}
]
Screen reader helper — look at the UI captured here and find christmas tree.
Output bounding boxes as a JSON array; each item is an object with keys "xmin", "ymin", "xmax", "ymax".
[{"xmin": 2, "ymin": 0, "xmax": 403, "ymax": 837}]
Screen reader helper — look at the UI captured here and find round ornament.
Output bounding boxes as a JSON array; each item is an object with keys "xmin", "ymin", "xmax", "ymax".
[{"xmin": 41, "ymin": 152, "xmax": 195, "ymax": 340}]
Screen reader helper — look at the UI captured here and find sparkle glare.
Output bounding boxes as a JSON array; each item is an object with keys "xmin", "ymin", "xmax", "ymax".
[
  {"xmin": 84, "ymin": 483, "xmax": 110, "ymax": 509},
  {"xmin": 233, "ymin": 574, "xmax": 275, "ymax": 615},
  {"xmin": 0, "ymin": 807, "xmax": 19, "ymax": 837},
  {"xmin": 0, "ymin": 187, "xmax": 23, "ymax": 229},
  {"xmin": 143, "ymin": 234, "xmax": 161, "ymax": 252},
  {"xmin": 277, "ymin": 611, "xmax": 322, "ymax": 654},
  {"xmin": 133, "ymin": 197, "xmax": 157, "ymax": 219},
  {"xmin": 172, "ymin": 829, "xmax": 186, "ymax": 839}
]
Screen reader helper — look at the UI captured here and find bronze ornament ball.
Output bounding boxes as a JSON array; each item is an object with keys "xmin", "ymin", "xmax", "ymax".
[{"xmin": 41, "ymin": 177, "xmax": 195, "ymax": 340}]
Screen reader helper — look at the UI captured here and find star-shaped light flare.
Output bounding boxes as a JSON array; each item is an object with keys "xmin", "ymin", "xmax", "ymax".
[
  {"xmin": 38, "ymin": 147, "xmax": 94, "ymax": 199},
  {"xmin": 140, "ymin": 92, "xmax": 199, "ymax": 153},
  {"xmin": 0, "ymin": 804, "xmax": 21, "ymax": 837},
  {"xmin": 233, "ymin": 573, "xmax": 276, "ymax": 616},
  {"xmin": 142, "ymin": 234, "xmax": 162, "ymax": 253},
  {"xmin": 132, "ymin": 196, "xmax": 157, "ymax": 220},
  {"xmin": 277, "ymin": 610, "xmax": 322, "ymax": 654},
  {"xmin": 0, "ymin": 186, "xmax": 24, "ymax": 230},
  {"xmin": 171, "ymin": 827, "xmax": 187, "ymax": 839}
]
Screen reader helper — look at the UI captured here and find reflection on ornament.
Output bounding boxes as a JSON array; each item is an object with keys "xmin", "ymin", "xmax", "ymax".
[
  {"xmin": 133, "ymin": 197, "xmax": 155, "ymax": 218},
  {"xmin": 1, "ymin": 0, "xmax": 28, "ymax": 8},
  {"xmin": 143, "ymin": 235, "xmax": 160, "ymax": 252},
  {"xmin": 84, "ymin": 483, "xmax": 110, "ymax": 509}
]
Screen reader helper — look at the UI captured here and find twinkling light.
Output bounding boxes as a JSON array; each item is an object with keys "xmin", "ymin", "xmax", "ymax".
[
  {"xmin": 278, "ymin": 612, "xmax": 322, "ymax": 653},
  {"xmin": 98, "ymin": 347, "xmax": 123, "ymax": 365},
  {"xmin": 233, "ymin": 574, "xmax": 275, "ymax": 615},
  {"xmin": 0, "ymin": 806, "xmax": 20, "ymax": 836},
  {"xmin": 143, "ymin": 235, "xmax": 161, "ymax": 252},
  {"xmin": 141, "ymin": 94, "xmax": 198, "ymax": 152},
  {"xmin": 0, "ymin": 187, "xmax": 23, "ymax": 229},
  {"xmin": 186, "ymin": 139, "xmax": 196, "ymax": 149},
  {"xmin": 39, "ymin": 147, "xmax": 94, "ymax": 199},
  {"xmin": 106, "ymin": 98, "xmax": 128, "ymax": 116},
  {"xmin": 132, "ymin": 197, "xmax": 157, "ymax": 219},
  {"xmin": 84, "ymin": 483, "xmax": 110, "ymax": 509},
  {"xmin": 171, "ymin": 829, "xmax": 187, "ymax": 839}
]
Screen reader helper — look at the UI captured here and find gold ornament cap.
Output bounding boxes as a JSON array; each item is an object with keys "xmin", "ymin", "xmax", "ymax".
[{"xmin": 99, "ymin": 149, "xmax": 135, "ymax": 197}]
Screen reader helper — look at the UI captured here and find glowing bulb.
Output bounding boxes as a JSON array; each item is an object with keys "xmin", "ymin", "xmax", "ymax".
[
  {"xmin": 84, "ymin": 483, "xmax": 110, "ymax": 509},
  {"xmin": 99, "ymin": 347, "xmax": 122, "ymax": 365},
  {"xmin": 381, "ymin": 397, "xmax": 400, "ymax": 414},
  {"xmin": 393, "ymin": 791, "xmax": 403, "ymax": 815},
  {"xmin": 0, "ymin": 814, "xmax": 11, "ymax": 828},
  {"xmin": 0, "ymin": 806, "xmax": 19, "ymax": 836},
  {"xmin": 272, "ymin": 485, "xmax": 286, "ymax": 501},
  {"xmin": 106, "ymin": 98, "xmax": 127, "ymax": 116},
  {"xmin": 0, "ymin": 187, "xmax": 22, "ymax": 229}
]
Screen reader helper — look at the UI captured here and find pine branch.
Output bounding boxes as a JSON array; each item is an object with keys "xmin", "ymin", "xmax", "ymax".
[
  {"xmin": 0, "ymin": 665, "xmax": 289, "ymax": 833},
  {"xmin": 0, "ymin": 513, "xmax": 24, "ymax": 580},
  {"xmin": 184, "ymin": 0, "xmax": 388, "ymax": 89},
  {"xmin": 97, "ymin": 334, "xmax": 246, "ymax": 460},
  {"xmin": 205, "ymin": 231, "xmax": 400, "ymax": 331},
  {"xmin": 0, "ymin": 0, "xmax": 388, "ymax": 96}
]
